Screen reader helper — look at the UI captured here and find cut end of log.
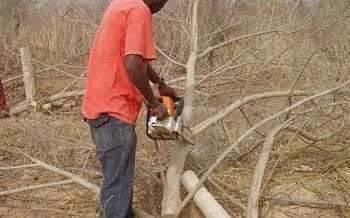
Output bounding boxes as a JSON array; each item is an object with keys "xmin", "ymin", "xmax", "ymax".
[{"xmin": 182, "ymin": 170, "xmax": 231, "ymax": 218}]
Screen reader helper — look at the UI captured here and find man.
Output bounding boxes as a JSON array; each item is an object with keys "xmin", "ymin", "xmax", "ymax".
[{"xmin": 82, "ymin": 0, "xmax": 178, "ymax": 217}]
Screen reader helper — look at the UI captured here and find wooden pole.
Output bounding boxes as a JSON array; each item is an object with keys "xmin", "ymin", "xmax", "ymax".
[{"xmin": 20, "ymin": 47, "xmax": 36, "ymax": 106}]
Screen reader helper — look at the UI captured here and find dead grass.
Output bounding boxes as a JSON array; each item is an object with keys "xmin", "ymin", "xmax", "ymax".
[{"xmin": 1, "ymin": 99, "xmax": 349, "ymax": 217}]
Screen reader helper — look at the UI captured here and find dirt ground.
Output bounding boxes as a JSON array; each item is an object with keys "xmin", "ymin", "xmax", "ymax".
[{"xmin": 0, "ymin": 99, "xmax": 349, "ymax": 217}]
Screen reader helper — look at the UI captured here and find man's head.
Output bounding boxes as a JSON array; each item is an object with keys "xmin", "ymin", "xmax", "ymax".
[{"xmin": 143, "ymin": 0, "xmax": 168, "ymax": 14}]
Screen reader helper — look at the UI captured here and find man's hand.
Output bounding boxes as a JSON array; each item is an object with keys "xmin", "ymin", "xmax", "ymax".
[
  {"xmin": 146, "ymin": 64, "xmax": 181, "ymax": 100},
  {"xmin": 158, "ymin": 83, "xmax": 181, "ymax": 100},
  {"xmin": 148, "ymin": 100, "xmax": 168, "ymax": 120}
]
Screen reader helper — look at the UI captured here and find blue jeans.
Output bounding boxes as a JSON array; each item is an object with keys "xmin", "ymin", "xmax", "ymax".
[{"xmin": 87, "ymin": 114, "xmax": 136, "ymax": 218}]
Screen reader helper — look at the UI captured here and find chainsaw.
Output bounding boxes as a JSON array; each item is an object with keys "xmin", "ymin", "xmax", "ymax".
[{"xmin": 147, "ymin": 96, "xmax": 184, "ymax": 140}]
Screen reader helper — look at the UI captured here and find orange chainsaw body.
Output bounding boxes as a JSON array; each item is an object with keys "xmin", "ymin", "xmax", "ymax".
[{"xmin": 147, "ymin": 96, "xmax": 183, "ymax": 140}]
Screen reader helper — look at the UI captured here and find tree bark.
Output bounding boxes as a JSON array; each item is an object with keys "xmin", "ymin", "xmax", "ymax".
[
  {"xmin": 246, "ymin": 122, "xmax": 289, "ymax": 218},
  {"xmin": 161, "ymin": 1, "xmax": 199, "ymax": 216},
  {"xmin": 182, "ymin": 170, "xmax": 231, "ymax": 218}
]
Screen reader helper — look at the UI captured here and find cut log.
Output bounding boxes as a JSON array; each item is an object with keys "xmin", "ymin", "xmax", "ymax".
[
  {"xmin": 182, "ymin": 170, "xmax": 231, "ymax": 218},
  {"xmin": 9, "ymin": 90, "xmax": 84, "ymax": 115}
]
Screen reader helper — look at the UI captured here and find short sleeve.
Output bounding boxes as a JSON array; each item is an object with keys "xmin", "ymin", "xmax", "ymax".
[{"xmin": 125, "ymin": 6, "xmax": 156, "ymax": 60}]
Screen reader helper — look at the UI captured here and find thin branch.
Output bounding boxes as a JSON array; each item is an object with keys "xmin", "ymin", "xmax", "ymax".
[
  {"xmin": 156, "ymin": 46, "xmax": 186, "ymax": 68},
  {"xmin": 192, "ymin": 159, "xmax": 246, "ymax": 211},
  {"xmin": 193, "ymin": 90, "xmax": 309, "ymax": 136},
  {"xmin": 289, "ymin": 49, "xmax": 318, "ymax": 92},
  {"xmin": 198, "ymin": 29, "xmax": 286, "ymax": 59},
  {"xmin": 3, "ymin": 75, "xmax": 23, "ymax": 84},
  {"xmin": 138, "ymin": 164, "xmax": 163, "ymax": 186},
  {"xmin": 239, "ymin": 107, "xmax": 265, "ymax": 137},
  {"xmin": 0, "ymin": 179, "xmax": 75, "ymax": 196},
  {"xmin": 264, "ymin": 197, "xmax": 350, "ymax": 208},
  {"xmin": 33, "ymin": 59, "xmax": 85, "ymax": 80},
  {"xmin": 260, "ymin": 107, "xmax": 322, "ymax": 195},
  {"xmin": 146, "ymin": 178, "xmax": 159, "ymax": 217},
  {"xmin": 284, "ymin": 123, "xmax": 346, "ymax": 142},
  {"xmin": 193, "ymin": 89, "xmax": 350, "ymax": 136},
  {"xmin": 210, "ymin": 176, "xmax": 350, "ymax": 208},
  {"xmin": 195, "ymin": 46, "xmax": 253, "ymax": 86},
  {"xmin": 79, "ymin": 150, "xmax": 93, "ymax": 176},
  {"xmin": 0, "ymin": 164, "xmax": 40, "ymax": 170},
  {"xmin": 154, "ymin": 140, "xmax": 166, "ymax": 186},
  {"xmin": 18, "ymin": 152, "xmax": 100, "ymax": 194},
  {"xmin": 0, "ymin": 203, "xmax": 85, "ymax": 216},
  {"xmin": 246, "ymin": 120, "xmax": 292, "ymax": 218},
  {"xmin": 60, "ymin": 71, "xmax": 87, "ymax": 93}
]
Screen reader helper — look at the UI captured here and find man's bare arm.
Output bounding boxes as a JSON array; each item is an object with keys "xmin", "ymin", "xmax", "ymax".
[
  {"xmin": 125, "ymin": 55, "xmax": 158, "ymax": 106},
  {"xmin": 147, "ymin": 63, "xmax": 165, "ymax": 86},
  {"xmin": 125, "ymin": 55, "xmax": 168, "ymax": 119},
  {"xmin": 146, "ymin": 63, "xmax": 180, "ymax": 100}
]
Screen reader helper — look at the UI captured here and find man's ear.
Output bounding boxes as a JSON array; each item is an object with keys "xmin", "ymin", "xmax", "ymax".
[{"xmin": 143, "ymin": 0, "xmax": 152, "ymax": 7}]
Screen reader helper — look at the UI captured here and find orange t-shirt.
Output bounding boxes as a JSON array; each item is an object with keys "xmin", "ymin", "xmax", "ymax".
[{"xmin": 82, "ymin": 0, "xmax": 156, "ymax": 125}]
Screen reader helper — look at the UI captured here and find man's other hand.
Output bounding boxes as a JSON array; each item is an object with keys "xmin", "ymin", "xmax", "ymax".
[
  {"xmin": 148, "ymin": 101, "xmax": 168, "ymax": 120},
  {"xmin": 158, "ymin": 83, "xmax": 181, "ymax": 100}
]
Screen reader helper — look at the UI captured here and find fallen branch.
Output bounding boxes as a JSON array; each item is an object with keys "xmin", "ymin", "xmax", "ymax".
[
  {"xmin": 191, "ymin": 156, "xmax": 246, "ymax": 211},
  {"xmin": 156, "ymin": 46, "xmax": 186, "ymax": 68},
  {"xmin": 193, "ymin": 90, "xmax": 310, "ymax": 135},
  {"xmin": 0, "ymin": 164, "xmax": 40, "ymax": 170},
  {"xmin": 193, "ymin": 89, "xmax": 350, "ymax": 136},
  {"xmin": 16, "ymin": 151, "xmax": 154, "ymax": 218},
  {"xmin": 209, "ymin": 175, "xmax": 350, "ymax": 209},
  {"xmin": 206, "ymin": 176, "xmax": 246, "ymax": 211},
  {"xmin": 154, "ymin": 140, "xmax": 166, "ymax": 186},
  {"xmin": 3, "ymin": 75, "xmax": 23, "ymax": 85},
  {"xmin": 0, "ymin": 203, "xmax": 85, "ymax": 217},
  {"xmin": 9, "ymin": 90, "xmax": 84, "ymax": 115},
  {"xmin": 285, "ymin": 123, "xmax": 346, "ymax": 142},
  {"xmin": 246, "ymin": 120, "xmax": 291, "ymax": 218},
  {"xmin": 20, "ymin": 153, "xmax": 100, "ymax": 193},
  {"xmin": 33, "ymin": 59, "xmax": 86, "ymax": 80},
  {"xmin": 138, "ymin": 164, "xmax": 163, "ymax": 186},
  {"xmin": 263, "ymin": 197, "xmax": 350, "ymax": 208},
  {"xmin": 198, "ymin": 29, "xmax": 287, "ymax": 59},
  {"xmin": 0, "ymin": 179, "xmax": 75, "ymax": 196},
  {"xmin": 175, "ymin": 81, "xmax": 350, "ymax": 215},
  {"xmin": 146, "ymin": 178, "xmax": 159, "ymax": 217}
]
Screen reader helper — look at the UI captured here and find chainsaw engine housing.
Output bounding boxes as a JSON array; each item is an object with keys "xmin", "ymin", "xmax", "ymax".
[{"xmin": 147, "ymin": 97, "xmax": 183, "ymax": 140}]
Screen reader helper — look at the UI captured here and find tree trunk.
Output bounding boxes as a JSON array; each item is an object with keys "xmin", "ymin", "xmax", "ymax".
[{"xmin": 161, "ymin": 0, "xmax": 199, "ymax": 216}]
